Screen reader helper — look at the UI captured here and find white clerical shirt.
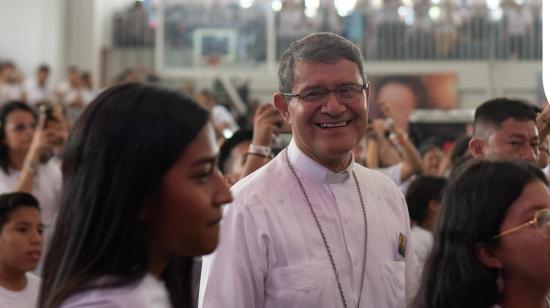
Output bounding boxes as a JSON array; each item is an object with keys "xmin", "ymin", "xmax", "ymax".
[{"xmin": 199, "ymin": 139, "xmax": 418, "ymax": 308}]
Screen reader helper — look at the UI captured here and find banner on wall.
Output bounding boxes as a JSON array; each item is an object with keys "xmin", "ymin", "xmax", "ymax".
[{"xmin": 368, "ymin": 73, "xmax": 459, "ymax": 131}]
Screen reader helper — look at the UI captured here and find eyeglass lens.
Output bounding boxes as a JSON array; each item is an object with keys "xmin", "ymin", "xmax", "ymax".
[
  {"xmin": 12, "ymin": 123, "xmax": 36, "ymax": 132},
  {"xmin": 303, "ymin": 84, "xmax": 365, "ymax": 102},
  {"xmin": 535, "ymin": 210, "xmax": 550, "ymax": 237}
]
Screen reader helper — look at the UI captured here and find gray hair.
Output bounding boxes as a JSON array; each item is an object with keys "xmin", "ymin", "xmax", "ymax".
[{"xmin": 278, "ymin": 32, "xmax": 366, "ymax": 94}]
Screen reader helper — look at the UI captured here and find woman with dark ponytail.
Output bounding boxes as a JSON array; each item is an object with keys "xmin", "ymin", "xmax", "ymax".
[{"xmin": 39, "ymin": 83, "xmax": 232, "ymax": 308}]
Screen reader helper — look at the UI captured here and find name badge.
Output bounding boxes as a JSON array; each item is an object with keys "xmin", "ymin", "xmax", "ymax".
[{"xmin": 398, "ymin": 233, "xmax": 407, "ymax": 260}]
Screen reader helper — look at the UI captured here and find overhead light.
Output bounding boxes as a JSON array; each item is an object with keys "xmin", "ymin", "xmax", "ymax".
[
  {"xmin": 334, "ymin": 0, "xmax": 357, "ymax": 17},
  {"xmin": 372, "ymin": 0, "xmax": 383, "ymax": 9},
  {"xmin": 429, "ymin": 6, "xmax": 441, "ymax": 20},
  {"xmin": 272, "ymin": 0, "xmax": 282, "ymax": 12},
  {"xmin": 240, "ymin": 0, "xmax": 254, "ymax": 9},
  {"xmin": 305, "ymin": 0, "xmax": 320, "ymax": 10},
  {"xmin": 486, "ymin": 0, "xmax": 500, "ymax": 10},
  {"xmin": 398, "ymin": 5, "xmax": 414, "ymax": 25}
]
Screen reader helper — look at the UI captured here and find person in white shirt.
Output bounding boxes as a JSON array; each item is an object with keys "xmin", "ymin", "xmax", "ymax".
[
  {"xmin": 404, "ymin": 175, "xmax": 447, "ymax": 267},
  {"xmin": 199, "ymin": 32, "xmax": 418, "ymax": 308},
  {"xmin": 0, "ymin": 62, "xmax": 25, "ymax": 106},
  {"xmin": 24, "ymin": 65, "xmax": 54, "ymax": 106},
  {"xmin": 38, "ymin": 83, "xmax": 232, "ymax": 308},
  {"xmin": 56, "ymin": 66, "xmax": 94, "ymax": 108},
  {"xmin": 0, "ymin": 192, "xmax": 43, "ymax": 308}
]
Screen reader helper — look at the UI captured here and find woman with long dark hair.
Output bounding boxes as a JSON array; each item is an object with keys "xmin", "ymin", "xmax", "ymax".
[
  {"xmin": 39, "ymin": 83, "xmax": 232, "ymax": 308},
  {"xmin": 414, "ymin": 160, "xmax": 550, "ymax": 308},
  {"xmin": 0, "ymin": 101, "xmax": 65, "ymax": 266}
]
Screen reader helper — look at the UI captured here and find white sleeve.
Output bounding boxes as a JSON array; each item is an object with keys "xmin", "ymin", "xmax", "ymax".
[
  {"xmin": 199, "ymin": 200, "xmax": 269, "ymax": 308},
  {"xmin": 377, "ymin": 163, "xmax": 403, "ymax": 185},
  {"xmin": 0, "ymin": 170, "xmax": 15, "ymax": 193},
  {"xmin": 401, "ymin": 192, "xmax": 420, "ymax": 305}
]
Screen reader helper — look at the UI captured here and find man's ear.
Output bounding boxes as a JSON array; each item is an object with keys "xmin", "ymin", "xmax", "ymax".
[
  {"xmin": 274, "ymin": 93, "xmax": 291, "ymax": 123},
  {"xmin": 475, "ymin": 242, "xmax": 503, "ymax": 269},
  {"xmin": 469, "ymin": 137, "xmax": 486, "ymax": 159},
  {"xmin": 428, "ymin": 200, "xmax": 440, "ymax": 216}
]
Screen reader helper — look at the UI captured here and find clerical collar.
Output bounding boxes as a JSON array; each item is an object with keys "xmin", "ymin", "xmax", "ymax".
[{"xmin": 287, "ymin": 139, "xmax": 355, "ymax": 184}]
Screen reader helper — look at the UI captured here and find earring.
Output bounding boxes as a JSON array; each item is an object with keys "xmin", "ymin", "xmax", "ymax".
[{"xmin": 496, "ymin": 270, "xmax": 504, "ymax": 293}]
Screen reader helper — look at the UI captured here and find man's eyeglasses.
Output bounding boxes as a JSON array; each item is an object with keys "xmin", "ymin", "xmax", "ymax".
[
  {"xmin": 282, "ymin": 83, "xmax": 369, "ymax": 104},
  {"xmin": 492, "ymin": 208, "xmax": 550, "ymax": 239},
  {"xmin": 8, "ymin": 123, "xmax": 37, "ymax": 132}
]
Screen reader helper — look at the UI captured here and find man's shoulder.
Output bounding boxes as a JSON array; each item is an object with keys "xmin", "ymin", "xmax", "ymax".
[
  {"xmin": 229, "ymin": 154, "xmax": 289, "ymax": 207},
  {"xmin": 234, "ymin": 153, "xmax": 286, "ymax": 186}
]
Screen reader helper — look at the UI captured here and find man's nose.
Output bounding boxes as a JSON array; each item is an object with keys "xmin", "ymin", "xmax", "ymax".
[
  {"xmin": 321, "ymin": 92, "xmax": 346, "ymax": 115},
  {"xmin": 521, "ymin": 145, "xmax": 538, "ymax": 164}
]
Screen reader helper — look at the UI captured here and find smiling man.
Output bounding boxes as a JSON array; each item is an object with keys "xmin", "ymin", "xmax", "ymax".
[
  {"xmin": 469, "ymin": 98, "xmax": 540, "ymax": 165},
  {"xmin": 199, "ymin": 33, "xmax": 417, "ymax": 308}
]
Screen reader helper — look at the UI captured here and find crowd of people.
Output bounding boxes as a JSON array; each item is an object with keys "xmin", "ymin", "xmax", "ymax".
[
  {"xmin": 118, "ymin": 0, "xmax": 542, "ymax": 64},
  {"xmin": 0, "ymin": 30, "xmax": 549, "ymax": 308},
  {"xmin": 0, "ymin": 62, "xmax": 96, "ymax": 115}
]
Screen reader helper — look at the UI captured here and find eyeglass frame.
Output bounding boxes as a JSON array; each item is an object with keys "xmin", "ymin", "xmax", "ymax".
[
  {"xmin": 492, "ymin": 208, "xmax": 550, "ymax": 239},
  {"xmin": 281, "ymin": 82, "xmax": 370, "ymax": 104},
  {"xmin": 7, "ymin": 122, "xmax": 37, "ymax": 133}
]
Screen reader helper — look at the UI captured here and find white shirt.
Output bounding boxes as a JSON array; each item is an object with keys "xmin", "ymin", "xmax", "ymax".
[
  {"xmin": 0, "ymin": 83, "xmax": 24, "ymax": 106},
  {"xmin": 410, "ymin": 225, "xmax": 433, "ymax": 268},
  {"xmin": 199, "ymin": 139, "xmax": 418, "ymax": 308},
  {"xmin": 0, "ymin": 160, "xmax": 62, "ymax": 229},
  {"xmin": 0, "ymin": 273, "xmax": 41, "ymax": 308},
  {"xmin": 63, "ymin": 88, "xmax": 95, "ymax": 106},
  {"xmin": 60, "ymin": 273, "xmax": 172, "ymax": 308},
  {"xmin": 378, "ymin": 163, "xmax": 413, "ymax": 193},
  {"xmin": 24, "ymin": 78, "xmax": 54, "ymax": 106},
  {"xmin": 57, "ymin": 82, "xmax": 95, "ymax": 106}
]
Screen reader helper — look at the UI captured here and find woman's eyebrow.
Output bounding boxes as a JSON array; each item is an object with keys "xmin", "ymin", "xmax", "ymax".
[{"xmin": 191, "ymin": 156, "xmax": 217, "ymax": 167}]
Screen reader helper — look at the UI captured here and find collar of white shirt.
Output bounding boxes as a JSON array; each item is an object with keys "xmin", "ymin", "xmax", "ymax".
[{"xmin": 287, "ymin": 139, "xmax": 355, "ymax": 185}]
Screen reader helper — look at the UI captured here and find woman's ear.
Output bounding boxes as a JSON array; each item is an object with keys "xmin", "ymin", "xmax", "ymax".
[{"xmin": 475, "ymin": 242, "xmax": 503, "ymax": 269}]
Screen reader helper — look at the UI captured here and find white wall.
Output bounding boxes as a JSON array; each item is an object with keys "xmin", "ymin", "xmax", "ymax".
[
  {"xmin": 0, "ymin": 0, "xmax": 66, "ymax": 83},
  {"xmin": 0, "ymin": 0, "xmax": 134, "ymax": 86}
]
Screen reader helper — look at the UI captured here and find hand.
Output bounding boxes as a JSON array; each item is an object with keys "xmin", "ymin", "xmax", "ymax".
[
  {"xmin": 535, "ymin": 105, "xmax": 550, "ymax": 142},
  {"xmin": 365, "ymin": 124, "xmax": 382, "ymax": 142},
  {"xmin": 27, "ymin": 114, "xmax": 50, "ymax": 157},
  {"xmin": 379, "ymin": 101, "xmax": 394, "ymax": 120},
  {"xmin": 537, "ymin": 105, "xmax": 550, "ymax": 128},
  {"xmin": 44, "ymin": 119, "xmax": 68, "ymax": 149},
  {"xmin": 371, "ymin": 119, "xmax": 386, "ymax": 138},
  {"xmin": 390, "ymin": 130, "xmax": 408, "ymax": 146},
  {"xmin": 29, "ymin": 110, "xmax": 69, "ymax": 157},
  {"xmin": 252, "ymin": 103, "xmax": 283, "ymax": 146}
]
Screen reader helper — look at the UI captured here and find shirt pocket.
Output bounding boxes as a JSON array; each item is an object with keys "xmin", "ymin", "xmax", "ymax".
[
  {"xmin": 381, "ymin": 260, "xmax": 406, "ymax": 307},
  {"xmin": 266, "ymin": 260, "xmax": 334, "ymax": 308},
  {"xmin": 269, "ymin": 260, "xmax": 332, "ymax": 292}
]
